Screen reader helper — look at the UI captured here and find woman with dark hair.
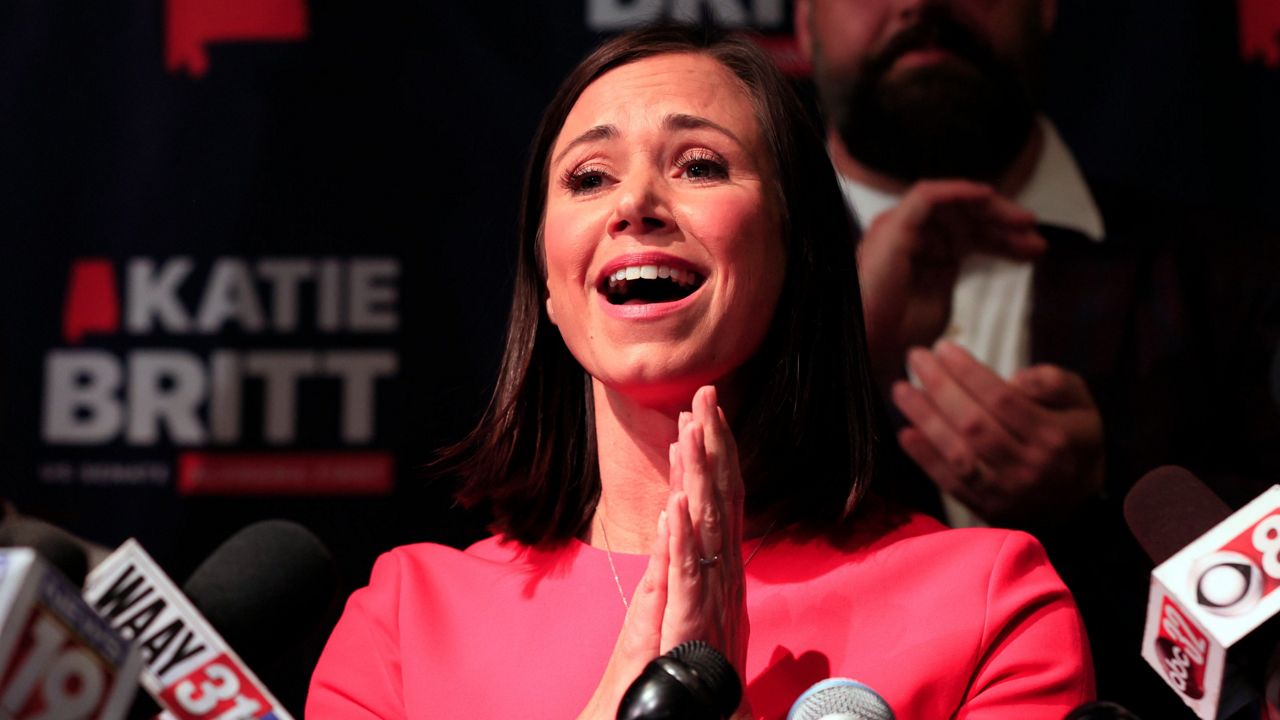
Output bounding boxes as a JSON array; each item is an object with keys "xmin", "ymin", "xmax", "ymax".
[{"xmin": 309, "ymin": 26, "xmax": 1093, "ymax": 719}]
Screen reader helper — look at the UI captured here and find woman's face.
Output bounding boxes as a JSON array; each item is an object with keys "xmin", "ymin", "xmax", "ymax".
[{"xmin": 543, "ymin": 52, "xmax": 785, "ymax": 406}]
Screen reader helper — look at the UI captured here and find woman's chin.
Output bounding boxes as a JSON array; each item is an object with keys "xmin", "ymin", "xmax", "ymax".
[{"xmin": 592, "ymin": 372, "xmax": 722, "ymax": 413}]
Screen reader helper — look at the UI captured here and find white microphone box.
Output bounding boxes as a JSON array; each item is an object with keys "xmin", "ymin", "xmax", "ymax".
[
  {"xmin": 1143, "ymin": 485, "xmax": 1280, "ymax": 719},
  {"xmin": 0, "ymin": 548, "xmax": 142, "ymax": 720}
]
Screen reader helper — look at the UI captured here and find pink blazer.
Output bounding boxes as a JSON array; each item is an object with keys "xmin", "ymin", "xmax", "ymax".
[{"xmin": 309, "ymin": 508, "xmax": 1093, "ymax": 718}]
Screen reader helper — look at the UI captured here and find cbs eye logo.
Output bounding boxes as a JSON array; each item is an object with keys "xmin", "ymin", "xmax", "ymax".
[
  {"xmin": 1190, "ymin": 513, "xmax": 1280, "ymax": 617},
  {"xmin": 1192, "ymin": 551, "xmax": 1264, "ymax": 616}
]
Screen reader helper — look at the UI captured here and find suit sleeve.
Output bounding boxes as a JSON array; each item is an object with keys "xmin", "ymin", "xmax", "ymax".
[
  {"xmin": 957, "ymin": 531, "xmax": 1096, "ymax": 718},
  {"xmin": 307, "ymin": 551, "xmax": 407, "ymax": 720}
]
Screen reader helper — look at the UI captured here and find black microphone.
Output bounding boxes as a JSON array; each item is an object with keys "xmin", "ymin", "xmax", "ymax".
[
  {"xmin": 182, "ymin": 519, "xmax": 337, "ymax": 675},
  {"xmin": 0, "ymin": 514, "xmax": 91, "ymax": 588},
  {"xmin": 1123, "ymin": 465, "xmax": 1232, "ymax": 566},
  {"xmin": 1063, "ymin": 700, "xmax": 1142, "ymax": 719},
  {"xmin": 786, "ymin": 677, "xmax": 894, "ymax": 720},
  {"xmin": 617, "ymin": 640, "xmax": 742, "ymax": 720}
]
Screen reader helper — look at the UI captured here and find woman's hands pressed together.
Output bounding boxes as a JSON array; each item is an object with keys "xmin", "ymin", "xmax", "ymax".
[
  {"xmin": 665, "ymin": 386, "xmax": 749, "ymax": 670},
  {"xmin": 579, "ymin": 386, "xmax": 753, "ymax": 720}
]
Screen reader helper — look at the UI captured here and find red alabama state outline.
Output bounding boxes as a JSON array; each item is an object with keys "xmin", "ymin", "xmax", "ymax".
[{"xmin": 166, "ymin": 0, "xmax": 308, "ymax": 77}]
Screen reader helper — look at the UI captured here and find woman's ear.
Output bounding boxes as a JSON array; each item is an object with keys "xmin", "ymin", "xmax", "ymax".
[{"xmin": 545, "ymin": 295, "xmax": 558, "ymax": 326}]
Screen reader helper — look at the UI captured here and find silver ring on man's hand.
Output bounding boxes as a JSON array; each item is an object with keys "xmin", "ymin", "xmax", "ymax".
[{"xmin": 698, "ymin": 554, "xmax": 721, "ymax": 567}]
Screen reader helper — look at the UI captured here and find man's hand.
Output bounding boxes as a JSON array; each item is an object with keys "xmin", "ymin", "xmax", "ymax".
[
  {"xmin": 891, "ymin": 341, "xmax": 1104, "ymax": 527},
  {"xmin": 858, "ymin": 180, "xmax": 1046, "ymax": 378}
]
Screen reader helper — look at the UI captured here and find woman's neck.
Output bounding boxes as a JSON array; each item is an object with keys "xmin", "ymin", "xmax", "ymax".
[{"xmin": 585, "ymin": 381, "xmax": 687, "ymax": 555}]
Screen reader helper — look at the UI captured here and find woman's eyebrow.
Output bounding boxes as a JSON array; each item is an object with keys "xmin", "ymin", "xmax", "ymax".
[
  {"xmin": 552, "ymin": 124, "xmax": 617, "ymax": 166},
  {"xmin": 664, "ymin": 113, "xmax": 744, "ymax": 149},
  {"xmin": 553, "ymin": 113, "xmax": 746, "ymax": 168}
]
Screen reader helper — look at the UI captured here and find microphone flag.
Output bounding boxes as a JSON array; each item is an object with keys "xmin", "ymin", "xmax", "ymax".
[
  {"xmin": 0, "ymin": 548, "xmax": 142, "ymax": 720},
  {"xmin": 1142, "ymin": 484, "xmax": 1280, "ymax": 719},
  {"xmin": 83, "ymin": 540, "xmax": 292, "ymax": 720}
]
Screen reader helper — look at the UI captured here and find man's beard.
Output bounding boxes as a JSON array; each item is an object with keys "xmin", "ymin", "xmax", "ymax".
[{"xmin": 816, "ymin": 6, "xmax": 1043, "ymax": 184}]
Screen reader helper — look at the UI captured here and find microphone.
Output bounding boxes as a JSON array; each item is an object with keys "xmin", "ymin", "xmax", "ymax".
[
  {"xmin": 1062, "ymin": 701, "xmax": 1142, "ymax": 719},
  {"xmin": 182, "ymin": 519, "xmax": 336, "ymax": 678},
  {"xmin": 1125, "ymin": 466, "xmax": 1280, "ymax": 719},
  {"xmin": 1123, "ymin": 465, "xmax": 1232, "ymax": 565},
  {"xmin": 0, "ymin": 514, "xmax": 92, "ymax": 588},
  {"xmin": 617, "ymin": 640, "xmax": 742, "ymax": 720},
  {"xmin": 786, "ymin": 678, "xmax": 894, "ymax": 720},
  {"xmin": 83, "ymin": 520, "xmax": 334, "ymax": 720},
  {"xmin": 0, "ymin": 548, "xmax": 142, "ymax": 720}
]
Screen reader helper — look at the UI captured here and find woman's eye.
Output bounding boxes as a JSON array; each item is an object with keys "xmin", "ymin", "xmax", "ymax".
[
  {"xmin": 575, "ymin": 173, "xmax": 605, "ymax": 191},
  {"xmin": 676, "ymin": 151, "xmax": 728, "ymax": 181},
  {"xmin": 562, "ymin": 166, "xmax": 611, "ymax": 195}
]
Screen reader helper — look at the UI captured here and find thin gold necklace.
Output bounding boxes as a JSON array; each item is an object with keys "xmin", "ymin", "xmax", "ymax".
[
  {"xmin": 596, "ymin": 509, "xmax": 777, "ymax": 610},
  {"xmin": 597, "ymin": 514, "xmax": 632, "ymax": 610}
]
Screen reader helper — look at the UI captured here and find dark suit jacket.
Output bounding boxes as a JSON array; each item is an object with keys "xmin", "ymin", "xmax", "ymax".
[{"xmin": 875, "ymin": 183, "xmax": 1280, "ymax": 717}]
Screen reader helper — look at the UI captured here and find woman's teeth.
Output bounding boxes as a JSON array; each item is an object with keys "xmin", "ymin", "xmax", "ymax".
[
  {"xmin": 601, "ymin": 264, "xmax": 705, "ymax": 305},
  {"xmin": 605, "ymin": 265, "xmax": 699, "ymax": 287}
]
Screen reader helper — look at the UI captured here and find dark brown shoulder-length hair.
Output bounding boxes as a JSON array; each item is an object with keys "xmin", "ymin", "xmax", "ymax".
[{"xmin": 440, "ymin": 24, "xmax": 880, "ymax": 546}]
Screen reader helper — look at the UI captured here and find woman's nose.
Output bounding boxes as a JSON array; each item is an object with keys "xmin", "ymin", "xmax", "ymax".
[{"xmin": 608, "ymin": 171, "xmax": 672, "ymax": 237}]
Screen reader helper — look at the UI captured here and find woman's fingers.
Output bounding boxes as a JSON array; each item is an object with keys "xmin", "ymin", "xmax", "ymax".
[
  {"xmin": 681, "ymin": 415, "xmax": 723, "ymax": 566},
  {"xmin": 629, "ymin": 507, "xmax": 670, "ymax": 638},
  {"xmin": 664, "ymin": 386, "xmax": 749, "ymax": 641},
  {"xmin": 616, "ymin": 506, "xmax": 670, "ymax": 661},
  {"xmin": 686, "ymin": 385, "xmax": 749, "ymax": 568},
  {"xmin": 661, "ymin": 491, "xmax": 709, "ymax": 653},
  {"xmin": 698, "ymin": 387, "xmax": 745, "ymax": 568},
  {"xmin": 668, "ymin": 440, "xmax": 683, "ymax": 494},
  {"xmin": 696, "ymin": 387, "xmax": 730, "ymax": 497}
]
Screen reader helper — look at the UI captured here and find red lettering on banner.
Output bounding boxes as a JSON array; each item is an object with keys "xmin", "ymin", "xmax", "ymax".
[
  {"xmin": 165, "ymin": 0, "xmax": 308, "ymax": 77},
  {"xmin": 1240, "ymin": 0, "xmax": 1280, "ymax": 67},
  {"xmin": 177, "ymin": 451, "xmax": 393, "ymax": 495},
  {"xmin": 63, "ymin": 259, "xmax": 120, "ymax": 345}
]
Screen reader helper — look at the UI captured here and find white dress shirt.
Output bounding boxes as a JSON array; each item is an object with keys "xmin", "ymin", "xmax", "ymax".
[{"xmin": 838, "ymin": 118, "xmax": 1105, "ymax": 527}]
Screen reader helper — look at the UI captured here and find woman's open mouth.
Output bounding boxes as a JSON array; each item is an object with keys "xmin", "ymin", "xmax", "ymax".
[{"xmin": 599, "ymin": 263, "xmax": 705, "ymax": 305}]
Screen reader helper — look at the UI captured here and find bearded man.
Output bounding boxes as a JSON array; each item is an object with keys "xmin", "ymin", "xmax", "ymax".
[{"xmin": 797, "ymin": 0, "xmax": 1280, "ymax": 714}]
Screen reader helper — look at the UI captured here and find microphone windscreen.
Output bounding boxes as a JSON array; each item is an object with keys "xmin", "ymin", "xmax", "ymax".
[
  {"xmin": 616, "ymin": 640, "xmax": 741, "ymax": 720},
  {"xmin": 787, "ymin": 678, "xmax": 894, "ymax": 720},
  {"xmin": 1123, "ymin": 465, "xmax": 1232, "ymax": 565},
  {"xmin": 668, "ymin": 640, "xmax": 740, "ymax": 716},
  {"xmin": 182, "ymin": 519, "xmax": 337, "ymax": 670},
  {"xmin": 0, "ymin": 516, "xmax": 90, "ymax": 588}
]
